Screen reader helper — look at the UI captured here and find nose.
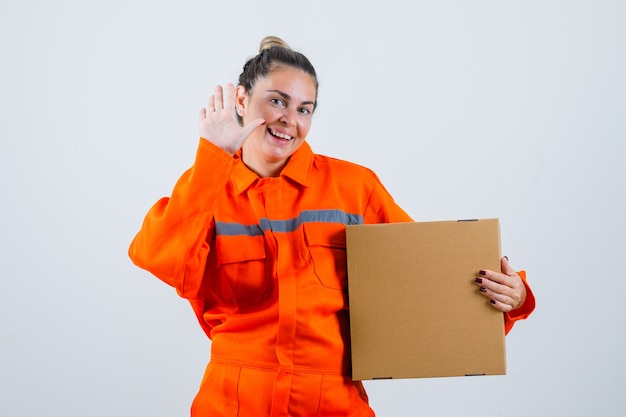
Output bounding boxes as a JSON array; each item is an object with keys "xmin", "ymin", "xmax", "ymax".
[{"xmin": 280, "ymin": 107, "xmax": 297, "ymax": 127}]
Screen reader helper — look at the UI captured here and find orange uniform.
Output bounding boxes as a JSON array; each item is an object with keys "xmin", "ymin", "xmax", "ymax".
[{"xmin": 129, "ymin": 139, "xmax": 534, "ymax": 416}]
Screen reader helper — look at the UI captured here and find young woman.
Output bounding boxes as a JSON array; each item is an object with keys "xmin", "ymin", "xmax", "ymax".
[{"xmin": 129, "ymin": 36, "xmax": 535, "ymax": 417}]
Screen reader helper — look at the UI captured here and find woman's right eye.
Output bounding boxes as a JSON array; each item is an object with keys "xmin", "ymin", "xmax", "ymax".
[{"xmin": 271, "ymin": 98, "xmax": 285, "ymax": 106}]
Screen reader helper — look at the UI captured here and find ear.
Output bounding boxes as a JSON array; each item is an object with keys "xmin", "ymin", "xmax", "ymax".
[{"xmin": 235, "ymin": 85, "xmax": 248, "ymax": 117}]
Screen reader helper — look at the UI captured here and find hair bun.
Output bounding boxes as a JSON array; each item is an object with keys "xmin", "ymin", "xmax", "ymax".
[{"xmin": 259, "ymin": 36, "xmax": 291, "ymax": 52}]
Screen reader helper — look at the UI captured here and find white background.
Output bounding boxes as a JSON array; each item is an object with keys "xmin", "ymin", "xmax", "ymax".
[{"xmin": 2, "ymin": 1, "xmax": 625, "ymax": 416}]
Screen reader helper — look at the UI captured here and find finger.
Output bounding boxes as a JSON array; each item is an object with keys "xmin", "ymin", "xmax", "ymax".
[
  {"xmin": 488, "ymin": 298, "xmax": 514, "ymax": 313},
  {"xmin": 240, "ymin": 118, "xmax": 266, "ymax": 142},
  {"xmin": 207, "ymin": 95, "xmax": 216, "ymax": 112},
  {"xmin": 199, "ymin": 107, "xmax": 207, "ymax": 122},
  {"xmin": 214, "ymin": 85, "xmax": 224, "ymax": 109},
  {"xmin": 474, "ymin": 270, "xmax": 513, "ymax": 303},
  {"xmin": 475, "ymin": 283, "xmax": 504, "ymax": 309},
  {"xmin": 479, "ymin": 282, "xmax": 512, "ymax": 302},
  {"xmin": 476, "ymin": 268, "xmax": 504, "ymax": 285},
  {"xmin": 501, "ymin": 256, "xmax": 517, "ymax": 276},
  {"xmin": 223, "ymin": 83, "xmax": 236, "ymax": 112},
  {"xmin": 478, "ymin": 257, "xmax": 521, "ymax": 289}
]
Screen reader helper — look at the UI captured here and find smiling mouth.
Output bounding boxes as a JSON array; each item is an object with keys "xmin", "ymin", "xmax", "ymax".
[{"xmin": 268, "ymin": 128, "xmax": 294, "ymax": 141}]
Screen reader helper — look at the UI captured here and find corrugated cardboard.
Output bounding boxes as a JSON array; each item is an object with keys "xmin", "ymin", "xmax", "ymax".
[{"xmin": 346, "ymin": 218, "xmax": 505, "ymax": 380}]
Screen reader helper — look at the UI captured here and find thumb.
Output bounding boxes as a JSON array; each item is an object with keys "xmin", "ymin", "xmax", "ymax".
[
  {"xmin": 501, "ymin": 256, "xmax": 516, "ymax": 275},
  {"xmin": 242, "ymin": 118, "xmax": 266, "ymax": 139}
]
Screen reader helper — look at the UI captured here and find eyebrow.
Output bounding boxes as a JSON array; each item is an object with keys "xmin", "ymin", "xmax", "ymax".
[{"xmin": 267, "ymin": 89, "xmax": 316, "ymax": 107}]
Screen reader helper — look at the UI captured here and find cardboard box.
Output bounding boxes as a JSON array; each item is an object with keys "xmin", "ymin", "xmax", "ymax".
[{"xmin": 346, "ymin": 218, "xmax": 505, "ymax": 380}]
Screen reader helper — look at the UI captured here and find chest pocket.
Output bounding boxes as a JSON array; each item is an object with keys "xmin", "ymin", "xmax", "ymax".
[
  {"xmin": 215, "ymin": 235, "xmax": 270, "ymax": 307},
  {"xmin": 303, "ymin": 223, "xmax": 347, "ymax": 291}
]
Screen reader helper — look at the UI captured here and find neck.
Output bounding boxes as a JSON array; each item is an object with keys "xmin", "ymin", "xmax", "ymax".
[{"xmin": 241, "ymin": 152, "xmax": 286, "ymax": 178}]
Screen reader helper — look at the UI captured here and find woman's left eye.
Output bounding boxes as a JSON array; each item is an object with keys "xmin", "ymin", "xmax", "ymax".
[{"xmin": 299, "ymin": 108, "xmax": 312, "ymax": 115}]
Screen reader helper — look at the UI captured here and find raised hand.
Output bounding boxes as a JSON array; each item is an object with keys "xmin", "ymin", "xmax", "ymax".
[{"xmin": 198, "ymin": 83, "xmax": 265, "ymax": 155}]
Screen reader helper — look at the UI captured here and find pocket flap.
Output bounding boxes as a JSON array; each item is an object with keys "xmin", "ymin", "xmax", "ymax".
[
  {"xmin": 303, "ymin": 222, "xmax": 346, "ymax": 249},
  {"xmin": 216, "ymin": 235, "xmax": 266, "ymax": 265}
]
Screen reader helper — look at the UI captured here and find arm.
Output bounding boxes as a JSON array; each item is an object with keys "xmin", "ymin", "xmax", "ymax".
[
  {"xmin": 128, "ymin": 139, "xmax": 236, "ymax": 299},
  {"xmin": 129, "ymin": 84, "xmax": 265, "ymax": 299}
]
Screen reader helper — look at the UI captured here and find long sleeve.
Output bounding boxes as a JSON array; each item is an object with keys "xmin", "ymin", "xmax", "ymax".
[{"xmin": 128, "ymin": 139, "xmax": 237, "ymax": 299}]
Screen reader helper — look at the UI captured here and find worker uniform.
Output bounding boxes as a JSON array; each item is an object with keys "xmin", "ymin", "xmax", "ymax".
[{"xmin": 129, "ymin": 139, "xmax": 535, "ymax": 417}]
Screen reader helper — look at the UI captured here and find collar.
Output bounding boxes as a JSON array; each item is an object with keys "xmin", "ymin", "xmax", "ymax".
[{"xmin": 231, "ymin": 141, "xmax": 314, "ymax": 193}]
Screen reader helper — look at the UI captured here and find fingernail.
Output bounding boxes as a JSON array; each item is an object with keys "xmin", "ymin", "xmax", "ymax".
[
  {"xmin": 504, "ymin": 256, "xmax": 509, "ymax": 262},
  {"xmin": 475, "ymin": 277, "xmax": 483, "ymax": 284},
  {"xmin": 479, "ymin": 270, "xmax": 486, "ymax": 276},
  {"xmin": 480, "ymin": 287, "xmax": 487, "ymax": 293},
  {"xmin": 490, "ymin": 299, "xmax": 496, "ymax": 304}
]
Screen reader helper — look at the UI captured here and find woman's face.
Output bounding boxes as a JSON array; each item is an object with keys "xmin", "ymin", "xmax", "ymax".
[{"xmin": 237, "ymin": 66, "xmax": 317, "ymax": 177}]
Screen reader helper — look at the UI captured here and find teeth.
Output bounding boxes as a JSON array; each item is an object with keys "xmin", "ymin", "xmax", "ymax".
[{"xmin": 270, "ymin": 128, "xmax": 293, "ymax": 140}]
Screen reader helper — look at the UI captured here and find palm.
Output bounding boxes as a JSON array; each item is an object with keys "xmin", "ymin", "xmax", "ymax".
[{"xmin": 199, "ymin": 83, "xmax": 264, "ymax": 155}]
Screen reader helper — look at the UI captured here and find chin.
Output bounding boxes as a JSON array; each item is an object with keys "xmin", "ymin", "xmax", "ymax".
[{"xmin": 264, "ymin": 139, "xmax": 302, "ymax": 158}]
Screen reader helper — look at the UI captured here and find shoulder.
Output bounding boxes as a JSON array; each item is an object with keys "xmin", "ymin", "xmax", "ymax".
[{"xmin": 312, "ymin": 153, "xmax": 379, "ymax": 180}]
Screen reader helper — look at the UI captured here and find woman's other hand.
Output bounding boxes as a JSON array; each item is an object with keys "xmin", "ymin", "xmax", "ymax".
[{"xmin": 474, "ymin": 256, "xmax": 527, "ymax": 312}]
